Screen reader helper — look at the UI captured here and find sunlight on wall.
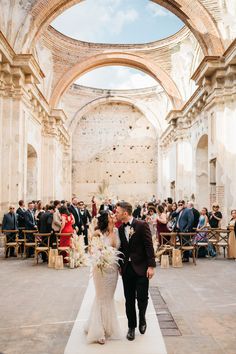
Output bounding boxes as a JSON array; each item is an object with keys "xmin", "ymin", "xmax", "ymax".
[
  {"xmin": 163, "ymin": 156, "xmax": 170, "ymax": 181},
  {"xmin": 177, "ymin": 141, "xmax": 192, "ymax": 172}
]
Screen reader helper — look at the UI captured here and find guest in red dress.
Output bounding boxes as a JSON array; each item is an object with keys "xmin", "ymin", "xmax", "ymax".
[
  {"xmin": 59, "ymin": 206, "xmax": 75, "ymax": 262},
  {"xmin": 91, "ymin": 196, "xmax": 97, "ymax": 218}
]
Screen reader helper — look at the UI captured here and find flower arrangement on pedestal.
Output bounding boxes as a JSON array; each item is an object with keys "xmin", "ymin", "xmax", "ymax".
[{"xmin": 66, "ymin": 233, "xmax": 89, "ymax": 268}]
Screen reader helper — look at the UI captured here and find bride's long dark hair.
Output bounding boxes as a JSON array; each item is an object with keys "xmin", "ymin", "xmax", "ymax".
[{"xmin": 96, "ymin": 211, "xmax": 109, "ymax": 233}]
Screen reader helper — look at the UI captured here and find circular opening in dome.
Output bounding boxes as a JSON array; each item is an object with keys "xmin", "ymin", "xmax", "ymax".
[{"xmin": 51, "ymin": 0, "xmax": 184, "ymax": 44}]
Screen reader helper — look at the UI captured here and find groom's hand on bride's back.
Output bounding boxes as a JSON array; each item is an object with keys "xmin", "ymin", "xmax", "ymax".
[{"xmin": 146, "ymin": 267, "xmax": 155, "ymax": 279}]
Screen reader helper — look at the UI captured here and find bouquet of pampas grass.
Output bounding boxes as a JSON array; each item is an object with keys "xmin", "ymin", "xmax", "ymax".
[{"xmin": 90, "ymin": 234, "xmax": 122, "ymax": 273}]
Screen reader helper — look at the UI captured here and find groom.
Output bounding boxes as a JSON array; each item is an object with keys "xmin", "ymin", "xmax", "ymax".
[{"xmin": 116, "ymin": 201, "xmax": 156, "ymax": 341}]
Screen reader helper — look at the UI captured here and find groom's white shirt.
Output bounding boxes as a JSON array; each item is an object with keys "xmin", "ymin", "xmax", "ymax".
[{"xmin": 124, "ymin": 217, "xmax": 134, "ymax": 243}]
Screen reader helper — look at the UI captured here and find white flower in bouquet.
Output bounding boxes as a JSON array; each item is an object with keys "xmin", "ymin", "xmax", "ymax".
[{"xmin": 90, "ymin": 235, "xmax": 122, "ymax": 273}]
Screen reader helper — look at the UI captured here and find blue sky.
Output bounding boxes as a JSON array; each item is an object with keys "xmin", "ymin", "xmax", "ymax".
[{"xmin": 52, "ymin": 0, "xmax": 183, "ymax": 89}]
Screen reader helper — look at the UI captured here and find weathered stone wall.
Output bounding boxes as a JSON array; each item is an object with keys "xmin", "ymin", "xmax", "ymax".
[
  {"xmin": 72, "ymin": 102, "xmax": 158, "ymax": 204},
  {"xmin": 159, "ymin": 48, "xmax": 236, "ymax": 223}
]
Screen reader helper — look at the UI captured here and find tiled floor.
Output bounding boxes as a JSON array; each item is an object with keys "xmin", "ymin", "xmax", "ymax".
[{"xmin": 0, "ymin": 256, "xmax": 236, "ymax": 353}]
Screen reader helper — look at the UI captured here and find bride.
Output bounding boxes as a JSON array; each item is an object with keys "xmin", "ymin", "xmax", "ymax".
[{"xmin": 85, "ymin": 211, "xmax": 122, "ymax": 344}]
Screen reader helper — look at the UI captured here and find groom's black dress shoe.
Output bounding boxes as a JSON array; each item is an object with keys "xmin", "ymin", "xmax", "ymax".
[
  {"xmin": 127, "ymin": 328, "xmax": 135, "ymax": 341},
  {"xmin": 139, "ymin": 319, "xmax": 147, "ymax": 334}
]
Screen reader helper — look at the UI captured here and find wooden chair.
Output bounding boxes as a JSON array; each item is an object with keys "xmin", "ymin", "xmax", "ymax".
[
  {"xmin": 178, "ymin": 232, "xmax": 196, "ymax": 265},
  {"xmin": 207, "ymin": 228, "xmax": 221, "ymax": 254},
  {"xmin": 158, "ymin": 233, "xmax": 177, "ymax": 261},
  {"xmin": 194, "ymin": 230, "xmax": 209, "ymax": 258},
  {"xmin": 23, "ymin": 230, "xmax": 37, "ymax": 258},
  {"xmin": 56, "ymin": 233, "xmax": 72, "ymax": 256},
  {"xmin": 215, "ymin": 229, "xmax": 230, "ymax": 258},
  {"xmin": 2, "ymin": 230, "xmax": 19, "ymax": 258},
  {"xmin": 17, "ymin": 227, "xmax": 25, "ymax": 257},
  {"xmin": 34, "ymin": 233, "xmax": 51, "ymax": 264}
]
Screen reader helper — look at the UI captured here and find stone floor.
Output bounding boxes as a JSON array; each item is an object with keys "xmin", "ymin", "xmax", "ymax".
[{"xmin": 0, "ymin": 256, "xmax": 236, "ymax": 354}]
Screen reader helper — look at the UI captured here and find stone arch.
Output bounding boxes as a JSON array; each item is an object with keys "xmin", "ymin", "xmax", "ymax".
[
  {"xmin": 27, "ymin": 144, "xmax": 38, "ymax": 202},
  {"xmin": 196, "ymin": 134, "xmax": 209, "ymax": 209},
  {"xmin": 68, "ymin": 96, "xmax": 163, "ymax": 134},
  {"xmin": 50, "ymin": 53, "xmax": 183, "ymax": 109},
  {"xmin": 25, "ymin": 0, "xmax": 224, "ymax": 56}
]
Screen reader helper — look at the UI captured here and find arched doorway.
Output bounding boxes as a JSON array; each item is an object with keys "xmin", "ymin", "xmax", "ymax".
[
  {"xmin": 27, "ymin": 144, "xmax": 38, "ymax": 202},
  {"xmin": 196, "ymin": 135, "xmax": 208, "ymax": 209}
]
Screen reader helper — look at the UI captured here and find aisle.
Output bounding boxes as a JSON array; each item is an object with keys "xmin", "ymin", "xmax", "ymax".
[{"xmin": 64, "ymin": 273, "xmax": 167, "ymax": 354}]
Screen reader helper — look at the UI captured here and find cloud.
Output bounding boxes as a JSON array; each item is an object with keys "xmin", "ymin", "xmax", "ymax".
[
  {"xmin": 52, "ymin": 0, "xmax": 139, "ymax": 42},
  {"xmin": 75, "ymin": 66, "xmax": 159, "ymax": 90},
  {"xmin": 146, "ymin": 3, "xmax": 174, "ymax": 17}
]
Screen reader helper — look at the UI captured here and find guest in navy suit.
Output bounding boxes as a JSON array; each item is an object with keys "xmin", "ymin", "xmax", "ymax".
[{"xmin": 173, "ymin": 200, "xmax": 194, "ymax": 262}]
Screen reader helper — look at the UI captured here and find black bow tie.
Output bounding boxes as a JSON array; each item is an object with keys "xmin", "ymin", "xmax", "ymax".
[{"xmin": 124, "ymin": 222, "xmax": 131, "ymax": 227}]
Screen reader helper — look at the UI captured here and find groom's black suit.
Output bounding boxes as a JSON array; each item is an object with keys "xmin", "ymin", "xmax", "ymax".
[{"xmin": 118, "ymin": 218, "xmax": 156, "ymax": 330}]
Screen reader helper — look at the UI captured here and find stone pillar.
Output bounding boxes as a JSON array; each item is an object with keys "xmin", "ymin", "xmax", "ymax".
[{"xmin": 0, "ymin": 94, "xmax": 26, "ymax": 214}]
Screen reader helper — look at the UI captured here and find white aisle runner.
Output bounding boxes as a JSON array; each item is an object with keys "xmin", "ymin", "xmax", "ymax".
[{"xmin": 64, "ymin": 274, "xmax": 167, "ymax": 354}]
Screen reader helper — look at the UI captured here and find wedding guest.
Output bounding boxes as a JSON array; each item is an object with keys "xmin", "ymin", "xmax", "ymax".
[
  {"xmin": 85, "ymin": 211, "xmax": 121, "ymax": 344},
  {"xmin": 208, "ymin": 203, "xmax": 222, "ymax": 228},
  {"xmin": 156, "ymin": 205, "xmax": 169, "ymax": 244},
  {"xmin": 228, "ymin": 209, "xmax": 236, "ymax": 260},
  {"xmin": 146, "ymin": 206, "xmax": 157, "ymax": 236},
  {"xmin": 172, "ymin": 200, "xmax": 194, "ymax": 262},
  {"xmin": 141, "ymin": 202, "xmax": 148, "ymax": 220},
  {"xmin": 2, "ymin": 206, "xmax": 17, "ymax": 231},
  {"xmin": 187, "ymin": 201, "xmax": 200, "ymax": 229},
  {"xmin": 35, "ymin": 201, "xmax": 45, "ymax": 228},
  {"xmin": 38, "ymin": 206, "xmax": 55, "ymax": 262},
  {"xmin": 2, "ymin": 206, "xmax": 18, "ymax": 256},
  {"xmin": 91, "ymin": 196, "xmax": 97, "ymax": 218},
  {"xmin": 24, "ymin": 202, "xmax": 37, "ymax": 231},
  {"xmin": 60, "ymin": 206, "xmax": 75, "ymax": 263},
  {"xmin": 16, "ymin": 200, "xmax": 26, "ymax": 232},
  {"xmin": 24, "ymin": 202, "xmax": 37, "ymax": 256},
  {"xmin": 78, "ymin": 201, "xmax": 92, "ymax": 246},
  {"xmin": 68, "ymin": 197, "xmax": 82, "ymax": 234},
  {"xmin": 52, "ymin": 200, "xmax": 61, "ymax": 247},
  {"xmin": 132, "ymin": 203, "xmax": 141, "ymax": 219},
  {"xmin": 99, "ymin": 198, "xmax": 113, "ymax": 212},
  {"xmin": 38, "ymin": 206, "xmax": 54, "ymax": 234},
  {"xmin": 194, "ymin": 207, "xmax": 216, "ymax": 258}
]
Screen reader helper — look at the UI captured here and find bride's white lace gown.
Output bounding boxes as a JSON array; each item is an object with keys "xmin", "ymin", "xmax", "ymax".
[{"xmin": 85, "ymin": 230, "xmax": 122, "ymax": 343}]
